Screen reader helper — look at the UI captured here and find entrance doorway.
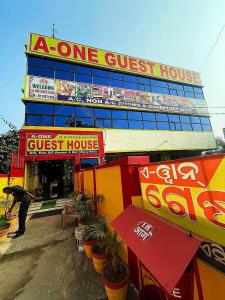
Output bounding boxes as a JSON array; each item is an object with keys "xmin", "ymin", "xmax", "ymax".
[{"xmin": 26, "ymin": 159, "xmax": 74, "ymax": 201}]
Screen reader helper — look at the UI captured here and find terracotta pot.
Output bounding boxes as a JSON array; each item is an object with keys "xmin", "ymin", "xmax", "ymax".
[
  {"xmin": 82, "ymin": 239, "xmax": 96, "ymax": 258},
  {"xmin": 91, "ymin": 245, "xmax": 109, "ymax": 273},
  {"xmin": 0, "ymin": 223, "xmax": 10, "ymax": 243},
  {"xmin": 102, "ymin": 263, "xmax": 129, "ymax": 300}
]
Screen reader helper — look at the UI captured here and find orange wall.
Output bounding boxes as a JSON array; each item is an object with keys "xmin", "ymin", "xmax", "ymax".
[
  {"xmin": 194, "ymin": 259, "xmax": 225, "ymax": 300},
  {"xmin": 83, "ymin": 170, "xmax": 94, "ymax": 196}
]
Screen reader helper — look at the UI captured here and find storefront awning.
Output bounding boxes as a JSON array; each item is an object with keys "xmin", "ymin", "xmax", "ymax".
[{"xmin": 111, "ymin": 205, "xmax": 201, "ymax": 294}]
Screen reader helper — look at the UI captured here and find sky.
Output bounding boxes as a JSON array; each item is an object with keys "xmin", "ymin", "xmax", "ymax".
[{"xmin": 0, "ymin": 0, "xmax": 225, "ymax": 137}]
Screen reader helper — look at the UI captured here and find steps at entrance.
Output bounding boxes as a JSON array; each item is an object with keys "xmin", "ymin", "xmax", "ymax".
[{"xmin": 28, "ymin": 198, "xmax": 73, "ymax": 218}]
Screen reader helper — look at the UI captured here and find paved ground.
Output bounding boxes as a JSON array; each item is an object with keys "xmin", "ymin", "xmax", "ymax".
[{"xmin": 0, "ymin": 215, "xmax": 106, "ymax": 300}]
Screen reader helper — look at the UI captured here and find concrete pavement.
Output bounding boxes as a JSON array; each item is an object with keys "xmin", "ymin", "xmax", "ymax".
[{"xmin": 0, "ymin": 215, "xmax": 106, "ymax": 300}]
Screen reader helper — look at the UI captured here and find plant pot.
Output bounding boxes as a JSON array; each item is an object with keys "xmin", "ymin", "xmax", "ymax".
[
  {"xmin": 82, "ymin": 239, "xmax": 96, "ymax": 258},
  {"xmin": 102, "ymin": 263, "xmax": 129, "ymax": 300},
  {"xmin": 91, "ymin": 245, "xmax": 109, "ymax": 273},
  {"xmin": 74, "ymin": 225, "xmax": 86, "ymax": 240},
  {"xmin": 0, "ymin": 223, "xmax": 10, "ymax": 243}
]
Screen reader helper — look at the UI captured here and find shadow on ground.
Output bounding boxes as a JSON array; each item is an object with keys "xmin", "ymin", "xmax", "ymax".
[{"xmin": 0, "ymin": 215, "xmax": 106, "ymax": 300}]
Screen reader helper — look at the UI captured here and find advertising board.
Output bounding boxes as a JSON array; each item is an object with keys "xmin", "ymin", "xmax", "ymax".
[
  {"xmin": 25, "ymin": 76, "xmax": 208, "ymax": 115},
  {"xmin": 138, "ymin": 155, "xmax": 225, "ymax": 246},
  {"xmin": 28, "ymin": 33, "xmax": 202, "ymax": 85}
]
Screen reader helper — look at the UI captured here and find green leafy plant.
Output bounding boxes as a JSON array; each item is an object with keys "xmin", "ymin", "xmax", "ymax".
[
  {"xmin": 104, "ymin": 231, "xmax": 123, "ymax": 274},
  {"xmin": 0, "ymin": 197, "xmax": 13, "ymax": 216},
  {"xmin": 0, "ymin": 215, "xmax": 8, "ymax": 230},
  {"xmin": 83, "ymin": 215, "xmax": 109, "ymax": 245},
  {"xmin": 73, "ymin": 200, "xmax": 95, "ymax": 224}
]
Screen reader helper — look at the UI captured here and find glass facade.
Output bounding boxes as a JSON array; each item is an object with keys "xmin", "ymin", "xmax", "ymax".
[
  {"xmin": 27, "ymin": 56, "xmax": 204, "ymax": 100},
  {"xmin": 25, "ymin": 102, "xmax": 212, "ymax": 132}
]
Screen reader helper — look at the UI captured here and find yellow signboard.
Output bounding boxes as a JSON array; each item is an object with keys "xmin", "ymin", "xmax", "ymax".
[
  {"xmin": 138, "ymin": 155, "xmax": 225, "ymax": 246},
  {"xmin": 28, "ymin": 33, "xmax": 202, "ymax": 86}
]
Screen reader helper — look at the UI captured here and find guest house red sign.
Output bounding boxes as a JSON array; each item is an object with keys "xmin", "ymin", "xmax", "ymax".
[
  {"xmin": 19, "ymin": 129, "xmax": 104, "ymax": 158},
  {"xmin": 138, "ymin": 155, "xmax": 225, "ymax": 246}
]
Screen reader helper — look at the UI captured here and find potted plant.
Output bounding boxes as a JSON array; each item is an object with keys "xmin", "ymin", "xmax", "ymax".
[
  {"xmin": 0, "ymin": 215, "xmax": 10, "ymax": 243},
  {"xmin": 102, "ymin": 231, "xmax": 129, "ymax": 300},
  {"xmin": 84, "ymin": 215, "xmax": 111, "ymax": 272}
]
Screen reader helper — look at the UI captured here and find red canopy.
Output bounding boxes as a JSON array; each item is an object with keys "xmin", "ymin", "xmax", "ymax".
[{"xmin": 111, "ymin": 205, "xmax": 201, "ymax": 294}]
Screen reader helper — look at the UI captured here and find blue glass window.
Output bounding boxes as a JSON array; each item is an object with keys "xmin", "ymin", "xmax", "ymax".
[
  {"xmin": 200, "ymin": 117, "xmax": 210, "ymax": 124},
  {"xmin": 74, "ymin": 65, "xmax": 92, "ymax": 75},
  {"xmin": 192, "ymin": 123, "xmax": 202, "ymax": 131},
  {"xmin": 143, "ymin": 121, "xmax": 157, "ymax": 130},
  {"xmin": 181, "ymin": 123, "xmax": 192, "ymax": 131},
  {"xmin": 108, "ymin": 71, "xmax": 123, "ymax": 80},
  {"xmin": 156, "ymin": 113, "xmax": 168, "ymax": 121},
  {"xmin": 92, "ymin": 69, "xmax": 107, "ymax": 77},
  {"xmin": 195, "ymin": 93, "xmax": 204, "ymax": 100},
  {"xmin": 129, "ymin": 120, "xmax": 143, "ymax": 129},
  {"xmin": 128, "ymin": 111, "xmax": 142, "ymax": 120},
  {"xmin": 81, "ymin": 158, "xmax": 98, "ymax": 169},
  {"xmin": 28, "ymin": 66, "xmax": 54, "ymax": 78},
  {"xmin": 113, "ymin": 119, "xmax": 129, "ymax": 128},
  {"xmin": 138, "ymin": 84, "xmax": 145, "ymax": 91},
  {"xmin": 27, "ymin": 56, "xmax": 54, "ymax": 68},
  {"xmin": 26, "ymin": 103, "xmax": 54, "ymax": 114},
  {"xmin": 202, "ymin": 124, "xmax": 212, "ymax": 131},
  {"xmin": 124, "ymin": 74, "xmax": 137, "ymax": 82},
  {"xmin": 76, "ymin": 117, "xmax": 94, "ymax": 127},
  {"xmin": 150, "ymin": 79, "xmax": 168, "ymax": 88},
  {"xmin": 93, "ymin": 76, "xmax": 109, "ymax": 86},
  {"xmin": 151, "ymin": 86, "xmax": 169, "ymax": 94},
  {"xmin": 75, "ymin": 107, "xmax": 94, "ymax": 117},
  {"xmin": 55, "ymin": 70, "xmax": 74, "ymax": 81},
  {"xmin": 75, "ymin": 73, "xmax": 92, "ymax": 83},
  {"xmin": 191, "ymin": 116, "xmax": 200, "ymax": 123},
  {"xmin": 168, "ymin": 114, "xmax": 180, "ymax": 122},
  {"xmin": 177, "ymin": 90, "xmax": 185, "ymax": 97},
  {"xmin": 96, "ymin": 119, "xmax": 104, "ymax": 127},
  {"xmin": 124, "ymin": 81, "xmax": 138, "ymax": 90},
  {"xmin": 169, "ymin": 90, "xmax": 177, "ymax": 96},
  {"xmin": 110, "ymin": 79, "xmax": 124, "ymax": 88},
  {"xmin": 185, "ymin": 92, "xmax": 195, "ymax": 99},
  {"xmin": 180, "ymin": 115, "xmax": 191, "ymax": 123},
  {"xmin": 103, "ymin": 119, "xmax": 112, "ymax": 128},
  {"xmin": 55, "ymin": 105, "xmax": 75, "ymax": 115},
  {"xmin": 144, "ymin": 86, "xmax": 151, "ymax": 92},
  {"xmin": 170, "ymin": 123, "xmax": 176, "ymax": 130},
  {"xmin": 184, "ymin": 85, "xmax": 193, "ymax": 92},
  {"xmin": 55, "ymin": 116, "xmax": 75, "ymax": 127},
  {"xmin": 193, "ymin": 87, "xmax": 203, "ymax": 94},
  {"xmin": 26, "ymin": 115, "xmax": 53, "ymax": 126},
  {"xmin": 112, "ymin": 110, "xmax": 127, "ymax": 119},
  {"xmin": 175, "ymin": 123, "xmax": 182, "ymax": 130},
  {"xmin": 54, "ymin": 61, "xmax": 74, "ymax": 72},
  {"xmin": 168, "ymin": 83, "xmax": 183, "ymax": 90},
  {"xmin": 137, "ymin": 77, "xmax": 150, "ymax": 85},
  {"xmin": 142, "ymin": 112, "xmax": 155, "ymax": 121},
  {"xmin": 95, "ymin": 108, "xmax": 111, "ymax": 118},
  {"xmin": 157, "ymin": 122, "xmax": 170, "ymax": 130}
]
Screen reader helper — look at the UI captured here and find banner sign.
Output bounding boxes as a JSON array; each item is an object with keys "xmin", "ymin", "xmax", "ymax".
[
  {"xmin": 25, "ymin": 76, "xmax": 208, "ymax": 115},
  {"xmin": 138, "ymin": 155, "xmax": 225, "ymax": 246},
  {"xmin": 28, "ymin": 33, "xmax": 202, "ymax": 86},
  {"xmin": 198, "ymin": 241, "xmax": 225, "ymax": 273},
  {"xmin": 25, "ymin": 132, "xmax": 101, "ymax": 156}
]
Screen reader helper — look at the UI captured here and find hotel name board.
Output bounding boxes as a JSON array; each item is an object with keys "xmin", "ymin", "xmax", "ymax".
[{"xmin": 28, "ymin": 33, "xmax": 202, "ymax": 86}]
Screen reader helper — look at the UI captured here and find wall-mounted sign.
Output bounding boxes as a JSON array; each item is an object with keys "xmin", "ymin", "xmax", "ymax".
[
  {"xmin": 25, "ymin": 76, "xmax": 208, "ymax": 115},
  {"xmin": 19, "ymin": 129, "xmax": 104, "ymax": 158},
  {"xmin": 198, "ymin": 242, "xmax": 225, "ymax": 273},
  {"xmin": 138, "ymin": 155, "xmax": 225, "ymax": 246},
  {"xmin": 28, "ymin": 33, "xmax": 202, "ymax": 86}
]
